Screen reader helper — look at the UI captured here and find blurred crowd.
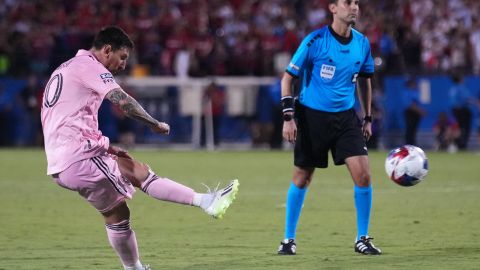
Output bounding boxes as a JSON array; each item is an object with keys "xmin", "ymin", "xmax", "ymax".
[
  {"xmin": 1, "ymin": 0, "xmax": 480, "ymax": 149},
  {"xmin": 2, "ymin": 0, "xmax": 480, "ymax": 78}
]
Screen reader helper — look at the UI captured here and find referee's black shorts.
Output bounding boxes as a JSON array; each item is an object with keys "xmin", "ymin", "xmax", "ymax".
[{"xmin": 294, "ymin": 103, "xmax": 368, "ymax": 168}]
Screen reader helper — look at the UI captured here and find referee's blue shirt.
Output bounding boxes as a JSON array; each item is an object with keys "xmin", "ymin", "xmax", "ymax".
[{"xmin": 286, "ymin": 25, "xmax": 374, "ymax": 112}]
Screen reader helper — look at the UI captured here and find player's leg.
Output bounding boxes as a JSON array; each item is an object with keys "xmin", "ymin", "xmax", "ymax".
[
  {"xmin": 336, "ymin": 108, "xmax": 381, "ymax": 255},
  {"xmin": 278, "ymin": 104, "xmax": 328, "ymax": 255},
  {"xmin": 345, "ymin": 155, "xmax": 381, "ymax": 255},
  {"xmin": 103, "ymin": 202, "xmax": 148, "ymax": 270},
  {"xmin": 53, "ymin": 157, "xmax": 149, "ymax": 269},
  {"xmin": 287, "ymin": 166, "xmax": 314, "ymax": 239},
  {"xmin": 116, "ymin": 156, "xmax": 238, "ymax": 219},
  {"xmin": 345, "ymin": 155, "xmax": 372, "ymax": 238},
  {"xmin": 278, "ymin": 166, "xmax": 314, "ymax": 255},
  {"xmin": 404, "ymin": 109, "xmax": 420, "ymax": 145}
]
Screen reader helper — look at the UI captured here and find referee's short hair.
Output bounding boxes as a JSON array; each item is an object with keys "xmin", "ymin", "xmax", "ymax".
[{"xmin": 92, "ymin": 26, "xmax": 134, "ymax": 51}]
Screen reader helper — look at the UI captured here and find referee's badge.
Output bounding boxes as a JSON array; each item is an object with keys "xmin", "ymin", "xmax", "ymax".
[{"xmin": 320, "ymin": 64, "xmax": 336, "ymax": 80}]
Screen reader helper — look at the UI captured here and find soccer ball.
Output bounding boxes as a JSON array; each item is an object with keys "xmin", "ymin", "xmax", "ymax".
[{"xmin": 385, "ymin": 145, "xmax": 429, "ymax": 187}]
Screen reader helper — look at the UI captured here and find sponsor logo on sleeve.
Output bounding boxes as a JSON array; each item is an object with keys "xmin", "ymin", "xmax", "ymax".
[
  {"xmin": 320, "ymin": 64, "xmax": 336, "ymax": 80},
  {"xmin": 100, "ymin": 73, "xmax": 115, "ymax": 84},
  {"xmin": 289, "ymin": 63, "xmax": 300, "ymax": 71},
  {"xmin": 351, "ymin": 72, "xmax": 359, "ymax": 83}
]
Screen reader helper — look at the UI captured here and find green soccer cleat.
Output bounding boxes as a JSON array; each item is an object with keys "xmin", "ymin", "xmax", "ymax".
[{"xmin": 204, "ymin": 179, "xmax": 239, "ymax": 219}]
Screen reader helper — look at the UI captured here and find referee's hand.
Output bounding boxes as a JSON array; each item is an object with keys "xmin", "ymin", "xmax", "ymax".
[
  {"xmin": 283, "ymin": 120, "xmax": 297, "ymax": 144},
  {"xmin": 362, "ymin": 122, "xmax": 372, "ymax": 141}
]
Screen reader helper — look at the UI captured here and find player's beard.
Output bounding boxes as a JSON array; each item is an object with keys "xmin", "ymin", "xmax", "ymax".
[
  {"xmin": 108, "ymin": 67, "xmax": 121, "ymax": 74},
  {"xmin": 345, "ymin": 16, "xmax": 357, "ymax": 28},
  {"xmin": 341, "ymin": 15, "xmax": 356, "ymax": 27},
  {"xmin": 347, "ymin": 13, "xmax": 357, "ymax": 27},
  {"xmin": 349, "ymin": 16, "xmax": 357, "ymax": 27}
]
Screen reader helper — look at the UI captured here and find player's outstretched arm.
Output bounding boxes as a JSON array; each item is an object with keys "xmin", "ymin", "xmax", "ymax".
[{"xmin": 106, "ymin": 88, "xmax": 170, "ymax": 134}]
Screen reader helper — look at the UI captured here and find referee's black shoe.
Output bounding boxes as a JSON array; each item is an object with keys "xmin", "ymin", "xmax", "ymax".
[
  {"xmin": 355, "ymin": 236, "xmax": 382, "ymax": 255},
  {"xmin": 278, "ymin": 239, "xmax": 296, "ymax": 255}
]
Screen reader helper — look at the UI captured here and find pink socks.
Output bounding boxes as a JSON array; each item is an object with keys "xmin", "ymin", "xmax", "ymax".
[
  {"xmin": 141, "ymin": 170, "xmax": 196, "ymax": 205},
  {"xmin": 105, "ymin": 220, "xmax": 141, "ymax": 269}
]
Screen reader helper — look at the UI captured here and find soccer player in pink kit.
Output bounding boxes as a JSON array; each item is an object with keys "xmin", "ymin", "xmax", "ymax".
[{"xmin": 41, "ymin": 26, "xmax": 239, "ymax": 270}]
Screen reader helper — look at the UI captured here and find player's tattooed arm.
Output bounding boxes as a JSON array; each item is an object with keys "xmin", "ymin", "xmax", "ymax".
[{"xmin": 106, "ymin": 88, "xmax": 170, "ymax": 134}]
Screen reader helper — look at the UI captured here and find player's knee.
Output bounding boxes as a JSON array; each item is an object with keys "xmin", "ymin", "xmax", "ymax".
[
  {"xmin": 362, "ymin": 171, "xmax": 371, "ymax": 181},
  {"xmin": 292, "ymin": 168, "xmax": 314, "ymax": 188},
  {"xmin": 135, "ymin": 163, "xmax": 152, "ymax": 186},
  {"xmin": 118, "ymin": 158, "xmax": 149, "ymax": 188},
  {"xmin": 129, "ymin": 163, "xmax": 148, "ymax": 187},
  {"xmin": 355, "ymin": 171, "xmax": 371, "ymax": 186},
  {"xmin": 292, "ymin": 178, "xmax": 309, "ymax": 188},
  {"xmin": 102, "ymin": 201, "xmax": 130, "ymax": 224}
]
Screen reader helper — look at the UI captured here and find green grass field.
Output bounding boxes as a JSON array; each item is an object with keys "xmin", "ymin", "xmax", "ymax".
[{"xmin": 0, "ymin": 149, "xmax": 479, "ymax": 270}]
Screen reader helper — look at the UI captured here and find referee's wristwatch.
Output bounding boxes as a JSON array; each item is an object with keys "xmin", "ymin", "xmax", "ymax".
[
  {"xmin": 364, "ymin": 115, "xmax": 372, "ymax": 123},
  {"xmin": 283, "ymin": 113, "xmax": 293, "ymax": 122}
]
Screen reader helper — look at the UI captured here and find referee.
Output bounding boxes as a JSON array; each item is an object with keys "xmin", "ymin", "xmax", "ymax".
[{"xmin": 277, "ymin": 0, "xmax": 381, "ymax": 256}]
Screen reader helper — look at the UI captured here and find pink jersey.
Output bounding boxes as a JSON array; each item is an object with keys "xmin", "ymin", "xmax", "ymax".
[{"xmin": 41, "ymin": 49, "xmax": 120, "ymax": 175}]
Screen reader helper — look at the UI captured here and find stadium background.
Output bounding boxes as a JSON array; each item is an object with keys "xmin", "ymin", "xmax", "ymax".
[
  {"xmin": 1, "ymin": 0, "xmax": 479, "ymax": 150},
  {"xmin": 1, "ymin": 1, "xmax": 480, "ymax": 269}
]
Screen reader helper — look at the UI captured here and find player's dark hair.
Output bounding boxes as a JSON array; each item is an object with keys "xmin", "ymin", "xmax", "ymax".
[
  {"xmin": 92, "ymin": 26, "xmax": 134, "ymax": 51},
  {"xmin": 327, "ymin": 0, "xmax": 337, "ymax": 23}
]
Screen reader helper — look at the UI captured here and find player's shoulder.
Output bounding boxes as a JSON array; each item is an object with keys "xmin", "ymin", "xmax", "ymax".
[
  {"xmin": 303, "ymin": 26, "xmax": 329, "ymax": 47},
  {"xmin": 73, "ymin": 53, "xmax": 103, "ymax": 67},
  {"xmin": 351, "ymin": 28, "xmax": 369, "ymax": 42},
  {"xmin": 70, "ymin": 54, "xmax": 110, "ymax": 77},
  {"xmin": 308, "ymin": 26, "xmax": 329, "ymax": 37},
  {"xmin": 54, "ymin": 53, "xmax": 111, "ymax": 86}
]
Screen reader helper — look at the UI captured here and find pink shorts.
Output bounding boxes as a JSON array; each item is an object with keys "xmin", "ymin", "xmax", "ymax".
[{"xmin": 53, "ymin": 154, "xmax": 136, "ymax": 213}]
